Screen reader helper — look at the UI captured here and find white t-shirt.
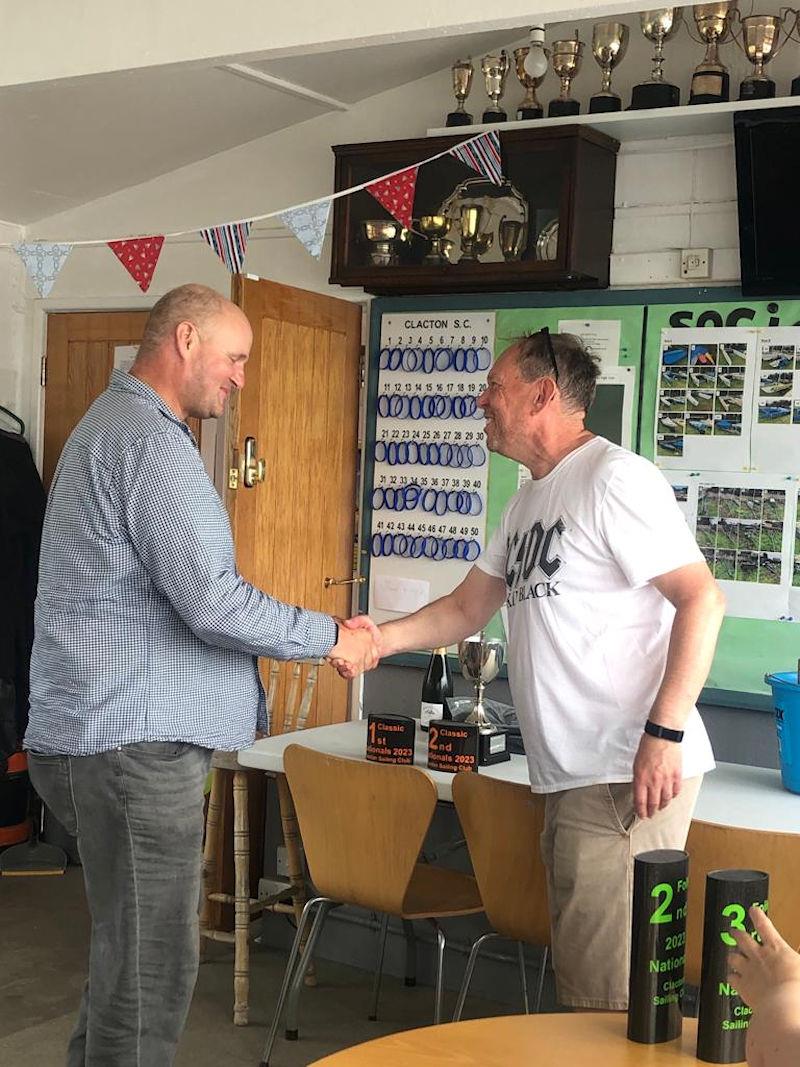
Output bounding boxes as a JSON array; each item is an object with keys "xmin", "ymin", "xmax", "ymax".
[{"xmin": 477, "ymin": 436, "xmax": 715, "ymax": 793}]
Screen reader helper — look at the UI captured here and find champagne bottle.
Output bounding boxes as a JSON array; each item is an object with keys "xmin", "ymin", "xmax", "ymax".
[{"xmin": 420, "ymin": 647, "xmax": 453, "ymax": 731}]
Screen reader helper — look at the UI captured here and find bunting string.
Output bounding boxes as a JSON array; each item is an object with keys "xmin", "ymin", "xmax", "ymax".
[{"xmin": 9, "ymin": 130, "xmax": 504, "ymax": 291}]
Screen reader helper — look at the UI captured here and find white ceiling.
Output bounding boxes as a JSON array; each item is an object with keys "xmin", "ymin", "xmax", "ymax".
[{"xmin": 5, "ymin": 27, "xmax": 525, "ymax": 225}]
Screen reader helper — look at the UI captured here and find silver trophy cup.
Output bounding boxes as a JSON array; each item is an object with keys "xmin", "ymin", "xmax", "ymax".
[{"xmin": 458, "ymin": 635, "xmax": 505, "ymax": 731}]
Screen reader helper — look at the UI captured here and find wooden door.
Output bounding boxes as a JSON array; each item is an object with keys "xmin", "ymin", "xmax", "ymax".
[
  {"xmin": 229, "ymin": 276, "xmax": 362, "ymax": 731},
  {"xmin": 43, "ymin": 312, "xmax": 150, "ymax": 488}
]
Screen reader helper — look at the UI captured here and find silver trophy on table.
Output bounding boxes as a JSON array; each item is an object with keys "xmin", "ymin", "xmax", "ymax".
[{"xmin": 458, "ymin": 634, "xmax": 510, "ymax": 764}]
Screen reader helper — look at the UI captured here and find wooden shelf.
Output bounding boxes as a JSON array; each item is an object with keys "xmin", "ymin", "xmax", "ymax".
[{"xmin": 427, "ymin": 95, "xmax": 800, "ymax": 144}]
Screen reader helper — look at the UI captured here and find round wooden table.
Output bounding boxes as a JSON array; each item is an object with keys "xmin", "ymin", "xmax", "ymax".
[{"xmin": 311, "ymin": 1013, "xmax": 704, "ymax": 1065}]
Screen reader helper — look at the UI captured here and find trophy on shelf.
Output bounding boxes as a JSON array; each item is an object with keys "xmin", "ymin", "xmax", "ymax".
[
  {"xmin": 499, "ymin": 217, "xmax": 527, "ymax": 261},
  {"xmin": 481, "ymin": 51, "xmax": 511, "ymax": 123},
  {"xmin": 548, "ymin": 35, "xmax": 584, "ymax": 117},
  {"xmin": 457, "ymin": 634, "xmax": 510, "ymax": 765},
  {"xmin": 418, "ymin": 215, "xmax": 453, "ymax": 265},
  {"xmin": 689, "ymin": 2, "xmax": 734, "ymax": 105},
  {"xmin": 589, "ymin": 21, "xmax": 630, "ymax": 113},
  {"xmin": 731, "ymin": 12, "xmax": 791, "ymax": 100},
  {"xmin": 446, "ymin": 58, "xmax": 475, "ymax": 127},
  {"xmin": 360, "ymin": 220, "xmax": 406, "ymax": 267},
  {"xmin": 458, "ymin": 205, "xmax": 493, "ymax": 262},
  {"xmin": 513, "ymin": 28, "xmax": 548, "ymax": 120},
  {"xmin": 630, "ymin": 9, "xmax": 683, "ymax": 109}
]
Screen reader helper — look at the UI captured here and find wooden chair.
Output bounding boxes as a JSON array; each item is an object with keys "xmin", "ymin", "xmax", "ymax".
[
  {"xmin": 199, "ymin": 660, "xmax": 320, "ymax": 1026},
  {"xmin": 258, "ymin": 745, "xmax": 484, "ymax": 1067},
  {"xmin": 451, "ymin": 773, "xmax": 550, "ymax": 1021},
  {"xmin": 685, "ymin": 819, "xmax": 800, "ymax": 988}
]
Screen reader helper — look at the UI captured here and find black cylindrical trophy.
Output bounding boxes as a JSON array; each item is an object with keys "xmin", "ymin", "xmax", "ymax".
[
  {"xmin": 696, "ymin": 869, "xmax": 769, "ymax": 1064},
  {"xmin": 627, "ymin": 849, "xmax": 689, "ymax": 1044}
]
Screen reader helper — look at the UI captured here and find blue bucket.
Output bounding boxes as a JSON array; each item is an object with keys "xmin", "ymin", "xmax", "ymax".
[{"xmin": 765, "ymin": 672, "xmax": 800, "ymax": 795}]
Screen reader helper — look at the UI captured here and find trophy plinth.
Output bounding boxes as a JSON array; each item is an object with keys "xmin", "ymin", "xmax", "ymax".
[
  {"xmin": 630, "ymin": 9, "xmax": 682, "ymax": 110},
  {"xmin": 513, "ymin": 46, "xmax": 545, "ymax": 120},
  {"xmin": 548, "ymin": 38, "xmax": 583, "ymax": 118},
  {"xmin": 630, "ymin": 80, "xmax": 681, "ymax": 108},
  {"xmin": 446, "ymin": 59, "xmax": 474, "ymax": 128},
  {"xmin": 689, "ymin": 2, "xmax": 733, "ymax": 105},
  {"xmin": 481, "ymin": 51, "xmax": 510, "ymax": 124},
  {"xmin": 589, "ymin": 22, "xmax": 628, "ymax": 115},
  {"xmin": 457, "ymin": 635, "xmax": 510, "ymax": 766}
]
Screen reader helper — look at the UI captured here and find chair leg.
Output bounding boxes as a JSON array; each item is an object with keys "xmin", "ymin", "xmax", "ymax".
[
  {"xmin": 518, "ymin": 941, "xmax": 530, "ymax": 1015},
  {"xmin": 232, "ymin": 769, "xmax": 250, "ymax": 1026},
  {"xmin": 199, "ymin": 767, "xmax": 224, "ymax": 960},
  {"xmin": 402, "ymin": 919, "xmax": 417, "ymax": 987},
  {"xmin": 533, "ymin": 944, "xmax": 549, "ymax": 1013},
  {"xmin": 283, "ymin": 899, "xmax": 333, "ymax": 1041},
  {"xmin": 428, "ymin": 919, "xmax": 446, "ymax": 1025},
  {"xmin": 452, "ymin": 931, "xmax": 498, "ymax": 1023},
  {"xmin": 368, "ymin": 913, "xmax": 390, "ymax": 1021},
  {"xmin": 277, "ymin": 774, "xmax": 316, "ymax": 986},
  {"xmin": 258, "ymin": 896, "xmax": 327, "ymax": 1067}
]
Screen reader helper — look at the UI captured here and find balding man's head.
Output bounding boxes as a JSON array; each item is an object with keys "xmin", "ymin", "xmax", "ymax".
[
  {"xmin": 130, "ymin": 283, "xmax": 252, "ymax": 421},
  {"xmin": 138, "ymin": 284, "xmax": 230, "ymax": 358}
]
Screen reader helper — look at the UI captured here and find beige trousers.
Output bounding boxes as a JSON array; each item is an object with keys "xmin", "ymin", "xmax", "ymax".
[{"xmin": 540, "ymin": 776, "xmax": 702, "ymax": 1010}]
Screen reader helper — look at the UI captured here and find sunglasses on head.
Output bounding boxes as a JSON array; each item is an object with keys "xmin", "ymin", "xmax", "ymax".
[{"xmin": 539, "ymin": 326, "xmax": 559, "ymax": 385}]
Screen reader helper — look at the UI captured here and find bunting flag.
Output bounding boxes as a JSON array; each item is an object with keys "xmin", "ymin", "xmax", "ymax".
[
  {"xmin": 366, "ymin": 166, "xmax": 418, "ymax": 230},
  {"xmin": 199, "ymin": 222, "xmax": 251, "ymax": 273},
  {"xmin": 449, "ymin": 130, "xmax": 503, "ymax": 185},
  {"xmin": 13, "ymin": 242, "xmax": 72, "ymax": 297},
  {"xmin": 107, "ymin": 235, "xmax": 164, "ymax": 292},
  {"xmin": 279, "ymin": 199, "xmax": 331, "ymax": 260}
]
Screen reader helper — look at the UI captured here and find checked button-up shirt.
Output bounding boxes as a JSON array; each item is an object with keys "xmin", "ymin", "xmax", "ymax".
[{"xmin": 26, "ymin": 370, "xmax": 336, "ymax": 756}]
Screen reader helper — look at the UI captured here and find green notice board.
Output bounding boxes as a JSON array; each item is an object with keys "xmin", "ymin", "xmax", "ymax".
[{"xmin": 641, "ymin": 297, "xmax": 800, "ymax": 698}]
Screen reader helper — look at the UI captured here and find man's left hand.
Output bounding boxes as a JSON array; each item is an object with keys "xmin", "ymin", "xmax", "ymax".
[{"xmin": 632, "ymin": 733, "xmax": 683, "ymax": 819}]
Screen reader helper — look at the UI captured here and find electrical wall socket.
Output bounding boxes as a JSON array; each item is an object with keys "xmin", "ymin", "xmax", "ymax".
[{"xmin": 681, "ymin": 248, "xmax": 711, "ymax": 279}]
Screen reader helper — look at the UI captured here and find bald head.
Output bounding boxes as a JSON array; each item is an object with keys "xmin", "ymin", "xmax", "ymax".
[
  {"xmin": 138, "ymin": 284, "xmax": 231, "ymax": 358},
  {"xmin": 130, "ymin": 283, "xmax": 252, "ymax": 421}
]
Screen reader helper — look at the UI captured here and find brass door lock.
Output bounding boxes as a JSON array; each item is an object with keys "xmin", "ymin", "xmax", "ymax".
[{"xmin": 229, "ymin": 436, "xmax": 266, "ymax": 490}]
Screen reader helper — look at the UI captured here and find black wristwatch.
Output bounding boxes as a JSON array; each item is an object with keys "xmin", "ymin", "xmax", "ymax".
[{"xmin": 644, "ymin": 720, "xmax": 684, "ymax": 743}]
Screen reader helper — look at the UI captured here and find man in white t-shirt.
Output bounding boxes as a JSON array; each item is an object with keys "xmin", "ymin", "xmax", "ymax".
[{"xmin": 341, "ymin": 330, "xmax": 725, "ymax": 1010}]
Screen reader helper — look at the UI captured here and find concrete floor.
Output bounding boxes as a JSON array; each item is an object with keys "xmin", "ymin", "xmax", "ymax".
[{"xmin": 0, "ymin": 867, "xmax": 510, "ymax": 1066}]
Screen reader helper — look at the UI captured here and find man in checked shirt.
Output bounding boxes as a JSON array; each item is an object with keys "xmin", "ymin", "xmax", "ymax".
[{"xmin": 25, "ymin": 284, "xmax": 378, "ymax": 1066}]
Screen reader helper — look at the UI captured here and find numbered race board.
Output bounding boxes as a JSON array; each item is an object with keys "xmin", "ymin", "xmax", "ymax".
[{"xmin": 368, "ymin": 312, "xmax": 494, "ymax": 626}]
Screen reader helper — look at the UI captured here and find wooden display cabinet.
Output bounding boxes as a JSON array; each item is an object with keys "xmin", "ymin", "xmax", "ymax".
[{"xmin": 329, "ymin": 126, "xmax": 619, "ymax": 295}]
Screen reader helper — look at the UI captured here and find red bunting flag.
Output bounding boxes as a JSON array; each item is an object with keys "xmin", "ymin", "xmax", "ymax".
[
  {"xmin": 366, "ymin": 167, "xmax": 418, "ymax": 231},
  {"xmin": 107, "ymin": 235, "xmax": 165, "ymax": 292}
]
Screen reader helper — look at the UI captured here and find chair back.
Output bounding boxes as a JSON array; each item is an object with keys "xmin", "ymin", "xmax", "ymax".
[
  {"xmin": 264, "ymin": 659, "xmax": 322, "ymax": 735},
  {"xmin": 685, "ymin": 819, "xmax": 800, "ymax": 986},
  {"xmin": 283, "ymin": 744, "xmax": 438, "ymax": 914},
  {"xmin": 453, "ymin": 773, "xmax": 549, "ymax": 946}
]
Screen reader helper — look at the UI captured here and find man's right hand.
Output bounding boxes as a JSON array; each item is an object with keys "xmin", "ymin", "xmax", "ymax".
[{"xmin": 327, "ymin": 621, "xmax": 380, "ymax": 678}]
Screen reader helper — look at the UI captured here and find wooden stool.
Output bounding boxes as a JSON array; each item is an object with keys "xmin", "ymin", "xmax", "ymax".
[{"xmin": 199, "ymin": 660, "xmax": 321, "ymax": 1025}]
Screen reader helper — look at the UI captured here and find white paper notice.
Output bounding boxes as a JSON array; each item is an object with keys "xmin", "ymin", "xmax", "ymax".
[
  {"xmin": 373, "ymin": 575, "xmax": 430, "ymax": 614},
  {"xmin": 558, "ymin": 319, "xmax": 621, "ymax": 368},
  {"xmin": 655, "ymin": 328, "xmax": 758, "ymax": 472},
  {"xmin": 750, "ymin": 327, "xmax": 800, "ymax": 475},
  {"xmin": 664, "ymin": 470, "xmax": 798, "ymax": 621},
  {"xmin": 113, "ymin": 345, "xmax": 138, "ymax": 373}
]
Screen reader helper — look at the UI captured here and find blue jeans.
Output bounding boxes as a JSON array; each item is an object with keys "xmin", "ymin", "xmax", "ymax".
[{"xmin": 28, "ymin": 742, "xmax": 212, "ymax": 1066}]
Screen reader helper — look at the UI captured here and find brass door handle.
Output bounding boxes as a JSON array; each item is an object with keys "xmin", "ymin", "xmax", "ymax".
[
  {"xmin": 324, "ymin": 576, "xmax": 366, "ymax": 588},
  {"xmin": 243, "ymin": 436, "xmax": 266, "ymax": 488}
]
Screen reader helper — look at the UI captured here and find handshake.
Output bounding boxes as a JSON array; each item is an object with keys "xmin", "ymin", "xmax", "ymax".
[{"xmin": 327, "ymin": 615, "xmax": 384, "ymax": 679}]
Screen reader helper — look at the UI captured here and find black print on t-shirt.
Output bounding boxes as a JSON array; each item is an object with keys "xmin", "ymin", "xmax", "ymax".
[{"xmin": 505, "ymin": 518, "xmax": 564, "ymax": 605}]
